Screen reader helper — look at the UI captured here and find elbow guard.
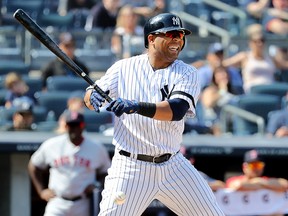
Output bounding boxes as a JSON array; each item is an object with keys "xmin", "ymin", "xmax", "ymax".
[{"xmin": 168, "ymin": 98, "xmax": 189, "ymax": 121}]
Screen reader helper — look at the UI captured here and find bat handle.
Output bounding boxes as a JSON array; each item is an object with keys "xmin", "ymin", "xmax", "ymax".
[{"xmin": 93, "ymin": 84, "xmax": 113, "ymax": 103}]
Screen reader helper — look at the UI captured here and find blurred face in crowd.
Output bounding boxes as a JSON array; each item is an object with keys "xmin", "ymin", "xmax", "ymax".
[
  {"xmin": 272, "ymin": 0, "xmax": 288, "ymax": 10},
  {"xmin": 13, "ymin": 111, "xmax": 34, "ymax": 130},
  {"xmin": 10, "ymin": 80, "xmax": 29, "ymax": 95},
  {"xmin": 249, "ymin": 35, "xmax": 265, "ymax": 55},
  {"xmin": 243, "ymin": 161, "xmax": 265, "ymax": 178},
  {"xmin": 207, "ymin": 50, "xmax": 224, "ymax": 69},
  {"xmin": 103, "ymin": 0, "xmax": 120, "ymax": 14},
  {"xmin": 212, "ymin": 66, "xmax": 229, "ymax": 87},
  {"xmin": 67, "ymin": 97, "xmax": 85, "ymax": 112},
  {"xmin": 60, "ymin": 42, "xmax": 76, "ymax": 59}
]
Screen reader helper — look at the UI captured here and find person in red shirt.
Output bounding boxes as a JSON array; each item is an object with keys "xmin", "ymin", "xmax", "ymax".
[{"xmin": 226, "ymin": 149, "xmax": 288, "ymax": 192}]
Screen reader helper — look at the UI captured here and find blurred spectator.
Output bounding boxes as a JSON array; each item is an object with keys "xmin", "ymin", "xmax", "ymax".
[
  {"xmin": 40, "ymin": 32, "xmax": 90, "ymax": 90},
  {"xmin": 67, "ymin": 0, "xmax": 95, "ymax": 11},
  {"xmin": 200, "ymin": 65, "xmax": 239, "ymax": 135},
  {"xmin": 240, "ymin": 0, "xmax": 271, "ymax": 25},
  {"xmin": 274, "ymin": 46, "xmax": 288, "ymax": 82},
  {"xmin": 266, "ymin": 108, "xmax": 288, "ymax": 137},
  {"xmin": 56, "ymin": 91, "xmax": 85, "ymax": 134},
  {"xmin": 122, "ymin": 0, "xmax": 166, "ymax": 24},
  {"xmin": 0, "ymin": 97, "xmax": 35, "ymax": 131},
  {"xmin": 223, "ymin": 25, "xmax": 288, "ymax": 93},
  {"xmin": 58, "ymin": 0, "xmax": 96, "ymax": 15},
  {"xmin": 4, "ymin": 72, "xmax": 35, "ymax": 109},
  {"xmin": 111, "ymin": 4, "xmax": 144, "ymax": 59},
  {"xmin": 85, "ymin": 0, "xmax": 121, "ymax": 30},
  {"xmin": 192, "ymin": 42, "xmax": 243, "ymax": 92},
  {"xmin": 181, "ymin": 146, "xmax": 226, "ymax": 192},
  {"xmin": 226, "ymin": 149, "xmax": 288, "ymax": 193},
  {"xmin": 266, "ymin": 95, "xmax": 288, "ymax": 137},
  {"xmin": 262, "ymin": 0, "xmax": 288, "ymax": 35}
]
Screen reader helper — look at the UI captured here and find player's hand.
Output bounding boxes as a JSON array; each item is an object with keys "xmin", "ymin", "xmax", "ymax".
[
  {"xmin": 106, "ymin": 98, "xmax": 139, "ymax": 117},
  {"xmin": 40, "ymin": 188, "xmax": 56, "ymax": 202},
  {"xmin": 89, "ymin": 90, "xmax": 106, "ymax": 112}
]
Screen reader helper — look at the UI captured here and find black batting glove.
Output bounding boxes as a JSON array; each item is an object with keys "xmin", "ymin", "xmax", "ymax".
[{"xmin": 106, "ymin": 98, "xmax": 139, "ymax": 117}]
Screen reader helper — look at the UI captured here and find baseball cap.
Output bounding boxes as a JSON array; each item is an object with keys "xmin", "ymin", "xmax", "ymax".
[
  {"xmin": 208, "ymin": 42, "xmax": 224, "ymax": 54},
  {"xmin": 65, "ymin": 110, "xmax": 84, "ymax": 124},
  {"xmin": 244, "ymin": 149, "xmax": 263, "ymax": 163}
]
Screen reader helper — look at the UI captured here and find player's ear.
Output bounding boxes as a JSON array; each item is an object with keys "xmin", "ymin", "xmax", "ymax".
[{"xmin": 148, "ymin": 34, "xmax": 155, "ymax": 45}]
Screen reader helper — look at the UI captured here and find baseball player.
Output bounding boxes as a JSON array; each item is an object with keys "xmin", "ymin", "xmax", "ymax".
[
  {"xmin": 28, "ymin": 111, "xmax": 111, "ymax": 216},
  {"xmin": 84, "ymin": 13, "xmax": 225, "ymax": 216}
]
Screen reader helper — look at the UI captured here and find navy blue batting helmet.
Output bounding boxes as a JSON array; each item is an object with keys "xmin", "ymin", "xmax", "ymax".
[{"xmin": 144, "ymin": 13, "xmax": 191, "ymax": 49}]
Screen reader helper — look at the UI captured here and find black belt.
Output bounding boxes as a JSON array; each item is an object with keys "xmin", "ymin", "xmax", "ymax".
[
  {"xmin": 119, "ymin": 150, "xmax": 176, "ymax": 164},
  {"xmin": 61, "ymin": 195, "xmax": 83, "ymax": 201}
]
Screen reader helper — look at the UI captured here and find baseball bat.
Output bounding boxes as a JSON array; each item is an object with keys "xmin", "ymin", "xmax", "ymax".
[{"xmin": 13, "ymin": 8, "xmax": 112, "ymax": 103}]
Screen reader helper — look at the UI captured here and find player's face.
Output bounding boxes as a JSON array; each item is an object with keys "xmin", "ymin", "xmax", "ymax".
[
  {"xmin": 243, "ymin": 161, "xmax": 265, "ymax": 178},
  {"xmin": 66, "ymin": 122, "xmax": 84, "ymax": 142},
  {"xmin": 151, "ymin": 30, "xmax": 185, "ymax": 62}
]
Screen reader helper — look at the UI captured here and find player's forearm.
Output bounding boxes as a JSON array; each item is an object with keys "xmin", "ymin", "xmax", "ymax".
[
  {"xmin": 27, "ymin": 161, "xmax": 47, "ymax": 196},
  {"xmin": 153, "ymin": 101, "xmax": 173, "ymax": 121},
  {"xmin": 261, "ymin": 178, "xmax": 288, "ymax": 192}
]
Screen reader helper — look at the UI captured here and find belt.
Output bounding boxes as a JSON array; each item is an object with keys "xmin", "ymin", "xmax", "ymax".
[
  {"xmin": 119, "ymin": 150, "xmax": 176, "ymax": 164},
  {"xmin": 61, "ymin": 195, "xmax": 83, "ymax": 201}
]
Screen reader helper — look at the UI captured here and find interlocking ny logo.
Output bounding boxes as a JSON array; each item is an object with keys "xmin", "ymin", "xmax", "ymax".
[{"xmin": 172, "ymin": 17, "xmax": 180, "ymax": 26}]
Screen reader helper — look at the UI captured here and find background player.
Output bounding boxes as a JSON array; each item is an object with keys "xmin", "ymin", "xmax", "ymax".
[
  {"xmin": 28, "ymin": 111, "xmax": 111, "ymax": 216},
  {"xmin": 84, "ymin": 13, "xmax": 225, "ymax": 215}
]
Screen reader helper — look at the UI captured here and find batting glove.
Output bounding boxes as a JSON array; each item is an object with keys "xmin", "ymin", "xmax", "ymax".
[
  {"xmin": 106, "ymin": 98, "xmax": 139, "ymax": 117},
  {"xmin": 90, "ymin": 90, "xmax": 105, "ymax": 112}
]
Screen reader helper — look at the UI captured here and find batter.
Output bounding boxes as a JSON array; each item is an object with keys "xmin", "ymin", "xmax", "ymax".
[{"xmin": 85, "ymin": 13, "xmax": 225, "ymax": 216}]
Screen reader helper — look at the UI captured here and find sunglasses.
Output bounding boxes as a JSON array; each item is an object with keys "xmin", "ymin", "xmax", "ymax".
[
  {"xmin": 154, "ymin": 31, "xmax": 185, "ymax": 40},
  {"xmin": 247, "ymin": 161, "xmax": 265, "ymax": 170}
]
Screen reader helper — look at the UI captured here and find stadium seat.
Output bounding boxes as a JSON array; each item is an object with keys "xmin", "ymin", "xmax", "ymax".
[
  {"xmin": 0, "ymin": 105, "xmax": 48, "ymax": 124},
  {"xmin": 46, "ymin": 76, "xmax": 88, "ymax": 92},
  {"xmin": 231, "ymin": 94, "xmax": 282, "ymax": 135},
  {"xmin": 250, "ymin": 83, "xmax": 288, "ymax": 100},
  {"xmin": 0, "ymin": 89, "xmax": 8, "ymax": 106},
  {"xmin": 1, "ymin": 0, "xmax": 43, "ymax": 25},
  {"xmin": 0, "ymin": 60, "xmax": 30, "ymax": 76},
  {"xmin": 34, "ymin": 91, "xmax": 70, "ymax": 120},
  {"xmin": 83, "ymin": 109, "xmax": 114, "ymax": 132},
  {"xmin": 22, "ymin": 76, "xmax": 43, "ymax": 96}
]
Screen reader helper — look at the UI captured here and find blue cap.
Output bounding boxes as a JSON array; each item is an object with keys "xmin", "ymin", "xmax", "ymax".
[{"xmin": 244, "ymin": 150, "xmax": 263, "ymax": 163}]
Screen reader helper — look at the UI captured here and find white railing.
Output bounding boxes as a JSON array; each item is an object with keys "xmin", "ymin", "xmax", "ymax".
[{"xmin": 220, "ymin": 104, "xmax": 265, "ymax": 135}]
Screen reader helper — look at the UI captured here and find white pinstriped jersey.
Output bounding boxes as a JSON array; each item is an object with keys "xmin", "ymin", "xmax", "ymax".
[
  {"xmin": 96, "ymin": 54, "xmax": 200, "ymax": 155},
  {"xmin": 30, "ymin": 134, "xmax": 111, "ymax": 197}
]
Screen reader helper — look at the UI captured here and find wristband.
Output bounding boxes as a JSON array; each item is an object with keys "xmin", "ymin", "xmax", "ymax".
[
  {"xmin": 137, "ymin": 102, "xmax": 156, "ymax": 118},
  {"xmin": 86, "ymin": 86, "xmax": 94, "ymax": 91}
]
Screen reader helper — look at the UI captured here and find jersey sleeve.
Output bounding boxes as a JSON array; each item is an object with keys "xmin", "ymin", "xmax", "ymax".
[
  {"xmin": 170, "ymin": 64, "xmax": 200, "ymax": 118},
  {"xmin": 30, "ymin": 141, "xmax": 50, "ymax": 170}
]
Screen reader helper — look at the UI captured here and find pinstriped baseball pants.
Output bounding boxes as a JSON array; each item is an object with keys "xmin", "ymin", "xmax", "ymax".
[{"xmin": 98, "ymin": 151, "xmax": 225, "ymax": 216}]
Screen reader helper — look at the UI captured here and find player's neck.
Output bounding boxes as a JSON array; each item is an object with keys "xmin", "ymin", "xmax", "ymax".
[
  {"xmin": 71, "ymin": 136, "xmax": 84, "ymax": 146},
  {"xmin": 148, "ymin": 54, "xmax": 173, "ymax": 70}
]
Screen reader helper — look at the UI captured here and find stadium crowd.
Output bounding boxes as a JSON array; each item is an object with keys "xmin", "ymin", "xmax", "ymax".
[{"xmin": 1, "ymin": 1, "xmax": 288, "ymax": 216}]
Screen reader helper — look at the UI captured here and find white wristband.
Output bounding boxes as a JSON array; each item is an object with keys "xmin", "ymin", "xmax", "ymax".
[{"xmin": 86, "ymin": 86, "xmax": 94, "ymax": 91}]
